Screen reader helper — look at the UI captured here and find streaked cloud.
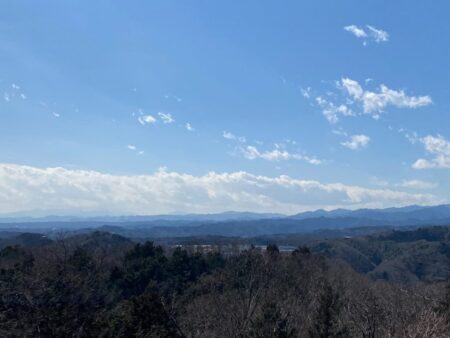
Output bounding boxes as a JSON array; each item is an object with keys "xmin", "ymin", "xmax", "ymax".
[
  {"xmin": 341, "ymin": 134, "xmax": 370, "ymax": 150},
  {"xmin": 413, "ymin": 135, "xmax": 450, "ymax": 169},
  {"xmin": 127, "ymin": 145, "xmax": 137, "ymax": 150},
  {"xmin": 344, "ymin": 25, "xmax": 368, "ymax": 38},
  {"xmin": 396, "ymin": 180, "xmax": 437, "ymax": 189},
  {"xmin": 344, "ymin": 25, "xmax": 389, "ymax": 44},
  {"xmin": 158, "ymin": 112, "xmax": 175, "ymax": 124},
  {"xmin": 223, "ymin": 131, "xmax": 246, "ymax": 143},
  {"xmin": 242, "ymin": 145, "xmax": 321, "ymax": 164},
  {"xmin": 138, "ymin": 114, "xmax": 156, "ymax": 125},
  {"xmin": 366, "ymin": 25, "xmax": 389, "ymax": 43},
  {"xmin": 0, "ymin": 164, "xmax": 442, "ymax": 215}
]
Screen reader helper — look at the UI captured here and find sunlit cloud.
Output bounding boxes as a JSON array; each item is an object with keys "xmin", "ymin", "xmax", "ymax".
[
  {"xmin": 344, "ymin": 24, "xmax": 389, "ymax": 44},
  {"xmin": 413, "ymin": 135, "xmax": 450, "ymax": 169},
  {"xmin": 341, "ymin": 134, "xmax": 370, "ymax": 150},
  {"xmin": 0, "ymin": 164, "xmax": 442, "ymax": 215},
  {"xmin": 241, "ymin": 145, "xmax": 321, "ymax": 165}
]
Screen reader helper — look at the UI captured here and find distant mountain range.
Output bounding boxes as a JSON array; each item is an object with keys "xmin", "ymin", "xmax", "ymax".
[
  {"xmin": 1, "ymin": 205, "xmax": 450, "ymax": 238},
  {"xmin": 0, "ymin": 211, "xmax": 284, "ymax": 224},
  {"xmin": 290, "ymin": 204, "xmax": 450, "ymax": 222},
  {"xmin": 2, "ymin": 204, "xmax": 450, "ymax": 224}
]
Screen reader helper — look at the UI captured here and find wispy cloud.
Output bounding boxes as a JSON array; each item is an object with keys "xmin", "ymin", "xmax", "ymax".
[
  {"xmin": 341, "ymin": 134, "xmax": 370, "ymax": 150},
  {"xmin": 242, "ymin": 145, "xmax": 321, "ymax": 164},
  {"xmin": 164, "ymin": 94, "xmax": 182, "ymax": 102},
  {"xmin": 138, "ymin": 114, "xmax": 156, "ymax": 125},
  {"xmin": 396, "ymin": 180, "xmax": 437, "ymax": 189},
  {"xmin": 0, "ymin": 164, "xmax": 441, "ymax": 215},
  {"xmin": 158, "ymin": 112, "xmax": 175, "ymax": 124},
  {"xmin": 185, "ymin": 123, "xmax": 194, "ymax": 132},
  {"xmin": 344, "ymin": 25, "xmax": 389, "ymax": 44},
  {"xmin": 366, "ymin": 25, "xmax": 389, "ymax": 43},
  {"xmin": 413, "ymin": 135, "xmax": 450, "ymax": 169},
  {"xmin": 127, "ymin": 145, "xmax": 145, "ymax": 155},
  {"xmin": 398, "ymin": 128, "xmax": 419, "ymax": 144},
  {"xmin": 370, "ymin": 176, "xmax": 389, "ymax": 187},
  {"xmin": 344, "ymin": 25, "xmax": 368, "ymax": 38},
  {"xmin": 223, "ymin": 131, "xmax": 246, "ymax": 143},
  {"xmin": 339, "ymin": 78, "xmax": 432, "ymax": 118},
  {"xmin": 316, "ymin": 96, "xmax": 354, "ymax": 123},
  {"xmin": 300, "ymin": 86, "xmax": 312, "ymax": 99}
]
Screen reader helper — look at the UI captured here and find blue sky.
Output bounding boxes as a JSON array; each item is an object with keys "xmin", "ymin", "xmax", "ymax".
[{"xmin": 1, "ymin": 1, "xmax": 450, "ymax": 216}]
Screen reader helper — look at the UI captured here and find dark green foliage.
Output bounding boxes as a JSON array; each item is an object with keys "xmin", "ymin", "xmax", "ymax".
[
  {"xmin": 108, "ymin": 289, "xmax": 183, "ymax": 338},
  {"xmin": 266, "ymin": 244, "xmax": 280, "ymax": 256},
  {"xmin": 111, "ymin": 242, "xmax": 168, "ymax": 297},
  {"xmin": 248, "ymin": 302, "xmax": 296, "ymax": 338},
  {"xmin": 309, "ymin": 284, "xmax": 349, "ymax": 338}
]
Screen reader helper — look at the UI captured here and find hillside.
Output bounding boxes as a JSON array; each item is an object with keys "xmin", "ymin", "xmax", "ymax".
[{"xmin": 310, "ymin": 226, "xmax": 450, "ymax": 284}]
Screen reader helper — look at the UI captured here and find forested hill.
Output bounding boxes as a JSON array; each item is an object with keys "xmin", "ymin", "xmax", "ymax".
[
  {"xmin": 0, "ymin": 226, "xmax": 449, "ymax": 337},
  {"xmin": 310, "ymin": 226, "xmax": 450, "ymax": 284}
]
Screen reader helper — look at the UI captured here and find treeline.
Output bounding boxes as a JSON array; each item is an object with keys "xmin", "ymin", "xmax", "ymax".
[{"xmin": 0, "ymin": 232, "xmax": 448, "ymax": 337}]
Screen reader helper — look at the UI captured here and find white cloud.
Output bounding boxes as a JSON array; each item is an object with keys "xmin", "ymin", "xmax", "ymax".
[
  {"xmin": 344, "ymin": 25, "xmax": 368, "ymax": 38},
  {"xmin": 413, "ymin": 135, "xmax": 450, "ymax": 169},
  {"xmin": 344, "ymin": 25, "xmax": 389, "ymax": 44},
  {"xmin": 316, "ymin": 96, "xmax": 354, "ymax": 123},
  {"xmin": 127, "ymin": 145, "xmax": 137, "ymax": 150},
  {"xmin": 340, "ymin": 78, "xmax": 432, "ymax": 117},
  {"xmin": 341, "ymin": 134, "xmax": 370, "ymax": 150},
  {"xmin": 138, "ymin": 115, "xmax": 156, "ymax": 125},
  {"xmin": 158, "ymin": 112, "xmax": 175, "ymax": 124},
  {"xmin": 332, "ymin": 128, "xmax": 348, "ymax": 137},
  {"xmin": 0, "ymin": 164, "xmax": 442, "ymax": 215},
  {"xmin": 138, "ymin": 150, "xmax": 145, "ymax": 155},
  {"xmin": 223, "ymin": 131, "xmax": 246, "ymax": 143},
  {"xmin": 4, "ymin": 93, "xmax": 10, "ymax": 102},
  {"xmin": 11, "ymin": 84, "xmax": 20, "ymax": 90},
  {"xmin": 397, "ymin": 180, "xmax": 437, "ymax": 189},
  {"xmin": 52, "ymin": 112, "xmax": 60, "ymax": 118},
  {"xmin": 186, "ymin": 123, "xmax": 194, "ymax": 132},
  {"xmin": 366, "ymin": 25, "xmax": 389, "ymax": 43},
  {"xmin": 20, "ymin": 93, "xmax": 26, "ymax": 100},
  {"xmin": 242, "ymin": 145, "xmax": 321, "ymax": 165}
]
